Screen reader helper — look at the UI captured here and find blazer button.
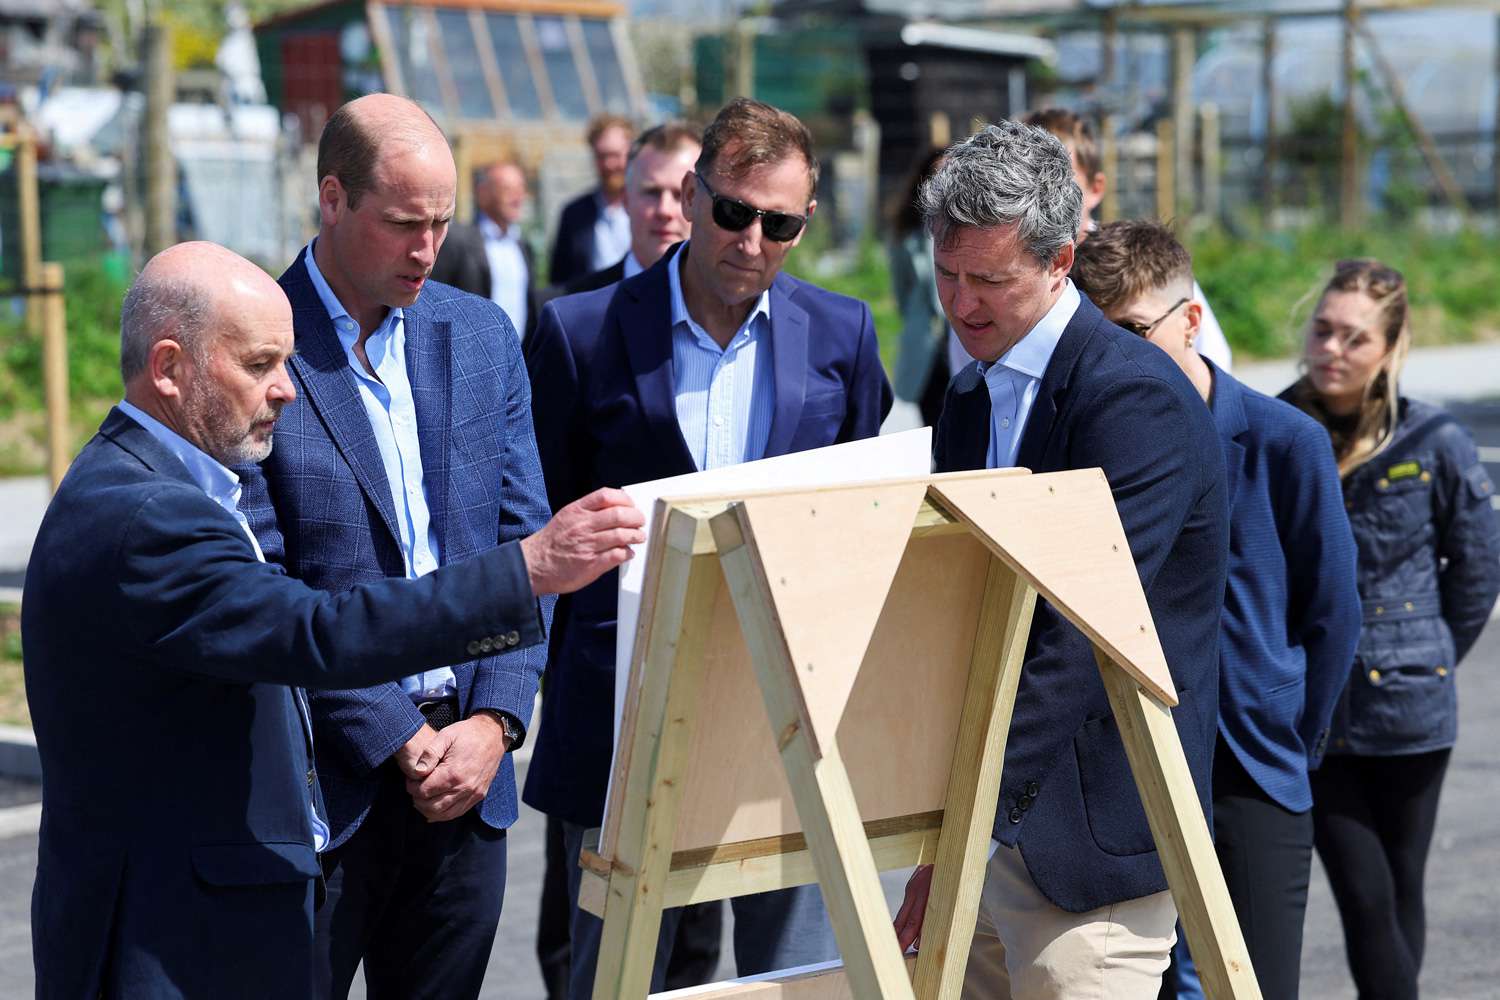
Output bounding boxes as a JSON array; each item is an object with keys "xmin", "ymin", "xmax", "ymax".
[
  {"xmin": 495, "ymin": 634, "xmax": 511, "ymax": 648},
  {"xmin": 1368, "ymin": 668, "xmax": 1381, "ymax": 684},
  {"xmin": 1008, "ymin": 807, "xmax": 1023, "ymax": 824},
  {"xmin": 1018, "ymin": 796, "xmax": 1032, "ymax": 812},
  {"xmin": 1374, "ymin": 606, "xmax": 1385, "ymax": 616},
  {"xmin": 505, "ymin": 630, "xmax": 521, "ymax": 646},
  {"xmin": 1377, "ymin": 477, "xmax": 1390, "ymax": 490},
  {"xmin": 479, "ymin": 638, "xmax": 495, "ymax": 653},
  {"xmin": 1404, "ymin": 601, "xmax": 1415, "ymax": 611},
  {"xmin": 1436, "ymin": 666, "xmax": 1449, "ymax": 677},
  {"xmin": 1025, "ymin": 781, "xmax": 1040, "ymax": 797},
  {"xmin": 466, "ymin": 640, "xmax": 481, "ymax": 656}
]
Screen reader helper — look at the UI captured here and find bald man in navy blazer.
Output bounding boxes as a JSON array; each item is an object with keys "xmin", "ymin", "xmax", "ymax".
[{"xmin": 525, "ymin": 99, "xmax": 892, "ymax": 998}]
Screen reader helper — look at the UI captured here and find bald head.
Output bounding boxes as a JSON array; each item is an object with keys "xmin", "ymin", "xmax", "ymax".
[
  {"xmin": 121, "ymin": 242, "xmax": 296, "ymax": 465},
  {"xmin": 476, "ymin": 162, "xmax": 528, "ymax": 230},
  {"xmin": 317, "ymin": 94, "xmax": 449, "ymax": 210}
]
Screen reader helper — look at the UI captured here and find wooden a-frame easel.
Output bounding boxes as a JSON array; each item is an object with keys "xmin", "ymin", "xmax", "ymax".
[{"xmin": 579, "ymin": 468, "xmax": 1262, "ymax": 1000}]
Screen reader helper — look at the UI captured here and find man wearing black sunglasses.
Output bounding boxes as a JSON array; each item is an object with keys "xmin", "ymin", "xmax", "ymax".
[{"xmin": 524, "ymin": 97, "xmax": 893, "ymax": 999}]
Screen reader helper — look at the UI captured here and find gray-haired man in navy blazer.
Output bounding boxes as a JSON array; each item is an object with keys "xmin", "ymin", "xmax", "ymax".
[{"xmin": 893, "ymin": 121, "xmax": 1228, "ymax": 1000}]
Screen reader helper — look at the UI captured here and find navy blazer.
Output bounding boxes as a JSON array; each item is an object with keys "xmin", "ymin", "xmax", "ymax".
[
  {"xmin": 935, "ymin": 293, "xmax": 1228, "ymax": 913},
  {"xmin": 24, "ymin": 409, "xmax": 542, "ymax": 999},
  {"xmin": 548, "ymin": 189, "xmax": 603, "ymax": 286},
  {"xmin": 239, "ymin": 255, "xmax": 554, "ymax": 849},
  {"xmin": 522, "ymin": 245, "xmax": 893, "ymax": 827},
  {"xmin": 1208, "ymin": 362, "xmax": 1361, "ymax": 812}
]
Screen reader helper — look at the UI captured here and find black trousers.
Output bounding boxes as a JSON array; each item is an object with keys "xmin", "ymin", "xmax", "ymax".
[
  {"xmin": 1211, "ymin": 741, "xmax": 1314, "ymax": 999},
  {"xmin": 1312, "ymin": 749, "xmax": 1451, "ymax": 1000},
  {"xmin": 313, "ymin": 768, "xmax": 509, "ymax": 1000},
  {"xmin": 537, "ymin": 816, "xmax": 723, "ymax": 998},
  {"xmin": 1160, "ymin": 740, "xmax": 1315, "ymax": 1000}
]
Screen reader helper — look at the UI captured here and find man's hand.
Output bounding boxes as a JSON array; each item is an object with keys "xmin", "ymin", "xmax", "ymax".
[
  {"xmin": 520, "ymin": 487, "xmax": 646, "ymax": 596},
  {"xmin": 403, "ymin": 714, "xmax": 509, "ymax": 823},
  {"xmin": 392, "ymin": 723, "xmax": 440, "ymax": 780},
  {"xmin": 893, "ymin": 864, "xmax": 934, "ymax": 954}
]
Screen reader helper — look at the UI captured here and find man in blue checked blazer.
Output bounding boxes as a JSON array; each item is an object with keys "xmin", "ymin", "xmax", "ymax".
[
  {"xmin": 524, "ymin": 99, "xmax": 893, "ymax": 998},
  {"xmin": 1074, "ymin": 221, "xmax": 1361, "ymax": 999},
  {"xmin": 238, "ymin": 95, "xmax": 567, "ymax": 1000}
]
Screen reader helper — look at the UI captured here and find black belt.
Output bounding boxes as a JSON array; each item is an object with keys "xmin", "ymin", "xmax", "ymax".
[{"xmin": 417, "ymin": 697, "xmax": 460, "ymax": 731}]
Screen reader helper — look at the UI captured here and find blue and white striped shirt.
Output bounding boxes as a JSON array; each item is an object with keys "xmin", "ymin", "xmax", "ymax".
[
  {"xmin": 303, "ymin": 243, "xmax": 455, "ymax": 702},
  {"xmin": 667, "ymin": 244, "xmax": 776, "ymax": 471}
]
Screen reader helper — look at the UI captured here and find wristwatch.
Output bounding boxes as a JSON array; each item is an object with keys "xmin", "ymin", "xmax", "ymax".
[{"xmin": 481, "ymin": 709, "xmax": 526, "ymax": 750}]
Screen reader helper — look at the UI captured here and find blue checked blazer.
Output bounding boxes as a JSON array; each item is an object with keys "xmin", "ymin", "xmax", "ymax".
[{"xmin": 239, "ymin": 255, "xmax": 554, "ymax": 849}]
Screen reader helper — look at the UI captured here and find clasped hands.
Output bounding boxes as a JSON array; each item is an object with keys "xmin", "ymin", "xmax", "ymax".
[{"xmin": 395, "ymin": 713, "xmax": 510, "ymax": 823}]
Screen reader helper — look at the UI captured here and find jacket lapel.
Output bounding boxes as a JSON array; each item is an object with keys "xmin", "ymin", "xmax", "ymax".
[
  {"xmin": 279, "ymin": 256, "xmax": 403, "ymax": 546},
  {"xmin": 404, "ymin": 298, "xmax": 452, "ymax": 554},
  {"xmin": 1013, "ymin": 295, "xmax": 1101, "ymax": 472},
  {"xmin": 1210, "ymin": 361, "xmax": 1249, "ymax": 512},
  {"xmin": 619, "ymin": 249, "xmax": 696, "ymax": 471},
  {"xmin": 763, "ymin": 275, "xmax": 809, "ymax": 459}
]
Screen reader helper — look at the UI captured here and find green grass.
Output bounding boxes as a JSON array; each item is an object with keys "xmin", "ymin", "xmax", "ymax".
[{"xmin": 0, "ymin": 605, "xmax": 28, "ymax": 728}]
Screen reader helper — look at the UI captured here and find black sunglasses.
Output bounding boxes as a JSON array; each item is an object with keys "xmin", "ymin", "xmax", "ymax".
[
  {"xmin": 694, "ymin": 172, "xmax": 808, "ymax": 243},
  {"xmin": 1117, "ymin": 297, "xmax": 1190, "ymax": 338}
]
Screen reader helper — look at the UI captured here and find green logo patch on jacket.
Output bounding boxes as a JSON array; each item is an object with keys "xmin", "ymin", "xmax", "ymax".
[{"xmin": 1387, "ymin": 460, "xmax": 1422, "ymax": 481}]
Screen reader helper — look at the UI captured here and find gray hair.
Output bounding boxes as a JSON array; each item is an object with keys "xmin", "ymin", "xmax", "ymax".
[
  {"xmin": 918, "ymin": 120, "xmax": 1082, "ymax": 265},
  {"xmin": 119, "ymin": 273, "xmax": 216, "ymax": 382}
]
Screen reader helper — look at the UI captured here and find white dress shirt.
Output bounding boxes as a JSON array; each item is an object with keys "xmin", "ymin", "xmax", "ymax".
[
  {"xmin": 478, "ymin": 215, "xmax": 528, "ymax": 337},
  {"xmin": 591, "ymin": 194, "xmax": 631, "ymax": 271},
  {"xmin": 979, "ymin": 280, "xmax": 1080, "ymax": 469}
]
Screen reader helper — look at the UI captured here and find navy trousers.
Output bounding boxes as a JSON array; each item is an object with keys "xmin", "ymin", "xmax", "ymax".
[{"xmin": 313, "ymin": 768, "xmax": 509, "ymax": 1000}]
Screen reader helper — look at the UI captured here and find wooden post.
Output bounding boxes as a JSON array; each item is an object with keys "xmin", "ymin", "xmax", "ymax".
[
  {"xmin": 143, "ymin": 22, "xmax": 176, "ymax": 255},
  {"xmin": 40, "ymin": 262, "xmax": 69, "ymax": 492},
  {"xmin": 1172, "ymin": 28, "xmax": 1196, "ymax": 221},
  {"xmin": 1356, "ymin": 18, "xmax": 1468, "ymax": 216},
  {"xmin": 1200, "ymin": 102, "xmax": 1221, "ymax": 225},
  {"xmin": 1100, "ymin": 114, "xmax": 1119, "ymax": 223},
  {"xmin": 929, "ymin": 111, "xmax": 951, "ymax": 149},
  {"xmin": 16, "ymin": 122, "xmax": 42, "ymax": 335},
  {"xmin": 1262, "ymin": 17, "xmax": 1278, "ymax": 230},
  {"xmin": 453, "ymin": 131, "xmax": 474, "ymax": 226},
  {"xmin": 1339, "ymin": 0, "xmax": 1361, "ymax": 229},
  {"xmin": 1494, "ymin": 15, "xmax": 1500, "ymax": 220},
  {"xmin": 1100, "ymin": 8, "xmax": 1118, "ymax": 90},
  {"xmin": 1157, "ymin": 118, "xmax": 1177, "ymax": 223}
]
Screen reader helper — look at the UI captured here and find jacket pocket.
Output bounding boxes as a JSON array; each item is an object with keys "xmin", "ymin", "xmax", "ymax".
[
  {"xmin": 191, "ymin": 841, "xmax": 321, "ymax": 887},
  {"xmin": 1346, "ymin": 663, "xmax": 1455, "ymax": 747}
]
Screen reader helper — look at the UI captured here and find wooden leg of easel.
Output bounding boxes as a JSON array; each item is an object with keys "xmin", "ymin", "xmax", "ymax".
[
  {"xmin": 718, "ymin": 541, "xmax": 918, "ymax": 1000},
  {"xmin": 594, "ymin": 518, "xmax": 719, "ymax": 1000},
  {"xmin": 912, "ymin": 564, "xmax": 1036, "ymax": 1000},
  {"xmin": 1094, "ymin": 650, "xmax": 1263, "ymax": 1000}
]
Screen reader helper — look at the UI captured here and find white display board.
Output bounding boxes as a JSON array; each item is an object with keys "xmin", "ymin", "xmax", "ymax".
[{"xmin": 611, "ymin": 429, "xmax": 934, "ymax": 741}]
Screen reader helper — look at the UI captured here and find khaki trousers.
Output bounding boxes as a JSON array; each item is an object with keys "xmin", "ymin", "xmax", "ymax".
[{"xmin": 960, "ymin": 845, "xmax": 1177, "ymax": 1000}]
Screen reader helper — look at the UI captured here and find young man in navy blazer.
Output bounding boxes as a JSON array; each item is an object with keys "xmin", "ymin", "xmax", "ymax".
[
  {"xmin": 24, "ymin": 241, "xmax": 641, "ymax": 1000},
  {"xmin": 236, "ymin": 94, "xmax": 589, "ymax": 1000},
  {"xmin": 1073, "ymin": 221, "xmax": 1362, "ymax": 999},
  {"xmin": 525, "ymin": 97, "xmax": 893, "ymax": 997},
  {"xmin": 893, "ymin": 122, "xmax": 1228, "ymax": 999}
]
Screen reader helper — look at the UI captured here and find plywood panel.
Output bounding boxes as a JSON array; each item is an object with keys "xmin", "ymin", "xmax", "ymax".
[
  {"xmin": 932, "ymin": 468, "xmax": 1179, "ymax": 705},
  {"xmin": 667, "ymin": 529, "xmax": 991, "ymax": 853}
]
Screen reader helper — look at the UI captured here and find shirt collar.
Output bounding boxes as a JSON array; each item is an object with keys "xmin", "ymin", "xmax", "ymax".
[
  {"xmin": 478, "ymin": 215, "xmax": 516, "ymax": 243},
  {"xmin": 667, "ymin": 242, "xmax": 771, "ymax": 339},
  {"xmin": 117, "ymin": 398, "xmax": 244, "ymax": 516},
  {"xmin": 979, "ymin": 279, "xmax": 1079, "ymax": 382},
  {"xmin": 623, "ymin": 251, "xmax": 645, "ymax": 279},
  {"xmin": 302, "ymin": 241, "xmax": 403, "ymax": 352}
]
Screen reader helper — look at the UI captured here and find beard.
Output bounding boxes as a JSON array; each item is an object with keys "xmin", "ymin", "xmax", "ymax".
[{"xmin": 182, "ymin": 377, "xmax": 282, "ymax": 466}]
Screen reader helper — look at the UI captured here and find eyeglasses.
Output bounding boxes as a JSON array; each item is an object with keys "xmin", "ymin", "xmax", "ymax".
[
  {"xmin": 694, "ymin": 172, "xmax": 808, "ymax": 243},
  {"xmin": 1116, "ymin": 297, "xmax": 1190, "ymax": 338}
]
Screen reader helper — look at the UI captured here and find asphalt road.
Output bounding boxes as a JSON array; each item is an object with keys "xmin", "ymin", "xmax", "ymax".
[{"xmin": 1, "ymin": 401, "xmax": 1497, "ymax": 998}]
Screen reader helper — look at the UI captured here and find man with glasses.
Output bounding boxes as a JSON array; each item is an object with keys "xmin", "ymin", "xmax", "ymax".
[
  {"xmin": 1072, "ymin": 221, "xmax": 1360, "ymax": 1000},
  {"xmin": 524, "ymin": 97, "xmax": 892, "ymax": 998},
  {"xmin": 892, "ymin": 121, "xmax": 1227, "ymax": 1000}
]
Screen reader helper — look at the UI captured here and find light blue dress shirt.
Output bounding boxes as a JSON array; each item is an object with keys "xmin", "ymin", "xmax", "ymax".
[
  {"xmin": 979, "ymin": 280, "xmax": 1080, "ymax": 469},
  {"xmin": 667, "ymin": 244, "xmax": 776, "ymax": 471},
  {"xmin": 117, "ymin": 398, "xmax": 329, "ymax": 851},
  {"xmin": 303, "ymin": 243, "xmax": 455, "ymax": 702},
  {"xmin": 478, "ymin": 215, "xmax": 528, "ymax": 337}
]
